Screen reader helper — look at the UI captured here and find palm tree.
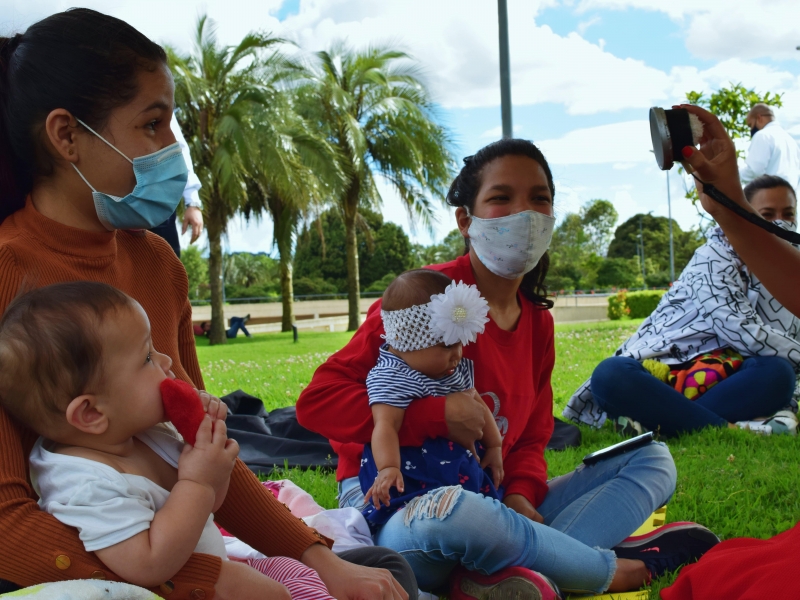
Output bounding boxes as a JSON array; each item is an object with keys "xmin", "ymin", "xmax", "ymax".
[
  {"xmin": 242, "ymin": 95, "xmax": 343, "ymax": 332},
  {"xmin": 167, "ymin": 15, "xmax": 288, "ymax": 344},
  {"xmin": 302, "ymin": 43, "xmax": 455, "ymax": 330}
]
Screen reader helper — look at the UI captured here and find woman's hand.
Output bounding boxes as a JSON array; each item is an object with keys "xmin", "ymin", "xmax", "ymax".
[
  {"xmin": 182, "ymin": 206, "xmax": 204, "ymax": 244},
  {"xmin": 676, "ymin": 104, "xmax": 749, "ymax": 217},
  {"xmin": 301, "ymin": 544, "xmax": 408, "ymax": 600},
  {"xmin": 444, "ymin": 389, "xmax": 486, "ymax": 458},
  {"xmin": 480, "ymin": 446, "xmax": 504, "ymax": 489},
  {"xmin": 503, "ymin": 493, "xmax": 544, "ymax": 524},
  {"xmin": 365, "ymin": 467, "xmax": 404, "ymax": 508}
]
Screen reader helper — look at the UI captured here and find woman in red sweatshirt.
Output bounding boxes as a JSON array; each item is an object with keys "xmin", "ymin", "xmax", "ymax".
[{"xmin": 297, "ymin": 139, "xmax": 720, "ymax": 597}]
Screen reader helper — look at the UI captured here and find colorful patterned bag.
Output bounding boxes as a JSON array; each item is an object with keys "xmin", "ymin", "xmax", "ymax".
[{"xmin": 667, "ymin": 348, "xmax": 744, "ymax": 400}]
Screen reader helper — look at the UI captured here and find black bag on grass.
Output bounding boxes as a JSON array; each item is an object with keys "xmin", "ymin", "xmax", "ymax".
[
  {"xmin": 220, "ymin": 390, "xmax": 580, "ymax": 476},
  {"xmin": 547, "ymin": 417, "xmax": 582, "ymax": 451},
  {"xmin": 221, "ymin": 390, "xmax": 337, "ymax": 476}
]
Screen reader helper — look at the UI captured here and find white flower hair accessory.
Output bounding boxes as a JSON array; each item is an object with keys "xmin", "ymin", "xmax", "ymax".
[
  {"xmin": 381, "ymin": 280, "xmax": 490, "ymax": 352},
  {"xmin": 429, "ymin": 281, "xmax": 490, "ymax": 346}
]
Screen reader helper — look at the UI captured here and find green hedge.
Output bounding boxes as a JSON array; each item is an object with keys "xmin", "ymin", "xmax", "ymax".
[{"xmin": 625, "ymin": 290, "xmax": 667, "ymax": 318}]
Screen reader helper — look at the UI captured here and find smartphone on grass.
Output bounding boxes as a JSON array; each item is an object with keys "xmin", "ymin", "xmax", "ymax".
[{"xmin": 582, "ymin": 432, "xmax": 655, "ymax": 466}]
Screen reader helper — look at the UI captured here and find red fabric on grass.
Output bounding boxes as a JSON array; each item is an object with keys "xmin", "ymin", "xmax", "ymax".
[{"xmin": 661, "ymin": 522, "xmax": 800, "ymax": 599}]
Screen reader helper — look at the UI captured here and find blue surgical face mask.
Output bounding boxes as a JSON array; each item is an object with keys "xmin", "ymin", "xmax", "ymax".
[{"xmin": 71, "ymin": 118, "xmax": 188, "ymax": 230}]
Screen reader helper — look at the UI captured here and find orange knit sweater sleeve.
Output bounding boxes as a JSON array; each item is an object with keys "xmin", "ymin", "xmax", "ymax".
[{"xmin": 179, "ymin": 296, "xmax": 205, "ymax": 389}]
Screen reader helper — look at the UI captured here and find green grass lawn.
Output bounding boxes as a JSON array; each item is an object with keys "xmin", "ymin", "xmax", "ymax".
[{"xmin": 196, "ymin": 322, "xmax": 800, "ymax": 598}]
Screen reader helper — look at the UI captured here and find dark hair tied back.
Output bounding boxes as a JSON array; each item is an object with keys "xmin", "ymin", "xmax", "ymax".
[
  {"xmin": 446, "ymin": 138, "xmax": 555, "ymax": 309},
  {"xmin": 0, "ymin": 9, "xmax": 166, "ymax": 221},
  {"xmin": 0, "ymin": 34, "xmax": 23, "ymax": 66}
]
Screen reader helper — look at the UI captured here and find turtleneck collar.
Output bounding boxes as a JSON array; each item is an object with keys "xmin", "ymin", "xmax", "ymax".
[{"xmin": 16, "ymin": 196, "xmax": 118, "ymax": 258}]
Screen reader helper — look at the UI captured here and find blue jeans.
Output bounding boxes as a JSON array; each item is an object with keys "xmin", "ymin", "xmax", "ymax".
[
  {"xmin": 226, "ymin": 317, "xmax": 251, "ymax": 338},
  {"xmin": 592, "ymin": 356, "xmax": 795, "ymax": 437},
  {"xmin": 339, "ymin": 442, "xmax": 676, "ymax": 594}
]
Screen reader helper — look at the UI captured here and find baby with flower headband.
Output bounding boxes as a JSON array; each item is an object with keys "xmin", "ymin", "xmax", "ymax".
[{"xmin": 359, "ymin": 269, "xmax": 504, "ymax": 527}]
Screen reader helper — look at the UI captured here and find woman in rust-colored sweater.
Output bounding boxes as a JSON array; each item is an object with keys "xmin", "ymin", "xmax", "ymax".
[{"xmin": 0, "ymin": 9, "xmax": 409, "ymax": 600}]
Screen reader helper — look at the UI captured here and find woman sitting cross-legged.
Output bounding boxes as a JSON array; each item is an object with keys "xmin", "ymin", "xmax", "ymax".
[
  {"xmin": 564, "ymin": 174, "xmax": 800, "ymax": 438},
  {"xmin": 297, "ymin": 138, "xmax": 720, "ymax": 598}
]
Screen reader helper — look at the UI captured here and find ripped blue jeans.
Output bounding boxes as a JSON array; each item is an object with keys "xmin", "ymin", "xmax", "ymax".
[{"xmin": 339, "ymin": 442, "xmax": 676, "ymax": 594}]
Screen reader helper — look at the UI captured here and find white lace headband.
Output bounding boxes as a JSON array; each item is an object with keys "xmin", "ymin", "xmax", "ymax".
[{"xmin": 381, "ymin": 280, "xmax": 490, "ymax": 352}]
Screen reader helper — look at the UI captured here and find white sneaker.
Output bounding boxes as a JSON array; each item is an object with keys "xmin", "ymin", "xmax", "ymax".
[
  {"xmin": 761, "ymin": 410, "xmax": 798, "ymax": 436},
  {"xmin": 736, "ymin": 421, "xmax": 773, "ymax": 435}
]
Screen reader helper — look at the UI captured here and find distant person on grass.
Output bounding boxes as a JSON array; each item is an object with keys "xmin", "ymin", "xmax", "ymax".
[
  {"xmin": 0, "ymin": 9, "xmax": 412, "ymax": 599},
  {"xmin": 194, "ymin": 316, "xmax": 252, "ymax": 339},
  {"xmin": 565, "ymin": 175, "xmax": 799, "ymax": 437},
  {"xmin": 297, "ymin": 139, "xmax": 719, "ymax": 598}
]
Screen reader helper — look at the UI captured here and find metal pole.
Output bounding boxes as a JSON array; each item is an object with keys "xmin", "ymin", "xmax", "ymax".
[
  {"xmin": 666, "ymin": 172, "xmax": 675, "ymax": 282},
  {"xmin": 498, "ymin": 0, "xmax": 513, "ymax": 139},
  {"xmin": 639, "ymin": 216, "xmax": 646, "ymax": 287}
]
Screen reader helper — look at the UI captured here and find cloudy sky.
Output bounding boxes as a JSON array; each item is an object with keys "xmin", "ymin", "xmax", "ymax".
[{"xmin": 4, "ymin": 0, "xmax": 800, "ymax": 253}]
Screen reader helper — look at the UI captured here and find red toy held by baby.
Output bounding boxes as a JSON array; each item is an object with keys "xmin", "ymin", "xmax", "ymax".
[{"xmin": 160, "ymin": 378, "xmax": 207, "ymax": 445}]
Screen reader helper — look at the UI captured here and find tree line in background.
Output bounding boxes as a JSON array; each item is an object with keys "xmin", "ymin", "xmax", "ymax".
[
  {"xmin": 180, "ymin": 208, "xmax": 465, "ymax": 303},
  {"xmin": 181, "ymin": 198, "xmax": 706, "ymax": 304},
  {"xmin": 548, "ymin": 199, "xmax": 704, "ymax": 291}
]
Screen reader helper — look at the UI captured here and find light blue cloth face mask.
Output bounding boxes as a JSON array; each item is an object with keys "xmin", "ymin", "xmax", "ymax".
[
  {"xmin": 71, "ymin": 118, "xmax": 188, "ymax": 230},
  {"xmin": 467, "ymin": 209, "xmax": 556, "ymax": 279}
]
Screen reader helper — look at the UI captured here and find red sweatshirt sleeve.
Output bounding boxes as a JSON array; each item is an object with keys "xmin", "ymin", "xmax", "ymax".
[
  {"xmin": 502, "ymin": 312, "xmax": 555, "ymax": 507},
  {"xmin": 296, "ymin": 301, "xmax": 449, "ymax": 448}
]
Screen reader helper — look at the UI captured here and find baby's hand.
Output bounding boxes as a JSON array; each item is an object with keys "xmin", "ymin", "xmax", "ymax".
[
  {"xmin": 198, "ymin": 390, "xmax": 228, "ymax": 422},
  {"xmin": 178, "ymin": 415, "xmax": 239, "ymax": 497},
  {"xmin": 480, "ymin": 446, "xmax": 504, "ymax": 489},
  {"xmin": 366, "ymin": 467, "xmax": 404, "ymax": 509}
]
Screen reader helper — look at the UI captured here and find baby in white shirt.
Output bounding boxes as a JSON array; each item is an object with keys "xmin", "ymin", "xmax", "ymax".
[{"xmin": 0, "ymin": 281, "xmax": 332, "ymax": 600}]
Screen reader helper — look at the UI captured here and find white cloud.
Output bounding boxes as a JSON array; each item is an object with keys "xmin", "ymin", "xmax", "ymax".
[
  {"xmin": 373, "ymin": 175, "xmax": 457, "ymax": 246},
  {"xmin": 479, "ymin": 124, "xmax": 523, "ymax": 138},
  {"xmin": 7, "ymin": 0, "xmax": 798, "ymax": 121},
  {"xmin": 0, "ymin": 0, "xmax": 287, "ymax": 53},
  {"xmin": 270, "ymin": 1, "xmax": 687, "ymax": 114},
  {"xmin": 577, "ymin": 16, "xmax": 601, "ymax": 35},
  {"xmin": 576, "ymin": 0, "xmax": 800, "ymax": 62},
  {"xmin": 537, "ymin": 120, "xmax": 653, "ymax": 165}
]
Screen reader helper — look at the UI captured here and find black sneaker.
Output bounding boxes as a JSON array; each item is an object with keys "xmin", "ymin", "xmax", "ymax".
[{"xmin": 613, "ymin": 522, "xmax": 720, "ymax": 578}]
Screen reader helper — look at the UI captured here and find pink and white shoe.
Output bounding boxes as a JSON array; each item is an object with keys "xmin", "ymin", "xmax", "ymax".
[{"xmin": 449, "ymin": 565, "xmax": 561, "ymax": 600}]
